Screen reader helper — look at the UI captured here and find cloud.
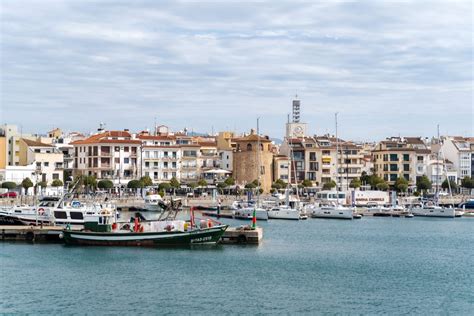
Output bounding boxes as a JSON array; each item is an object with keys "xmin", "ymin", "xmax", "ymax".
[{"xmin": 0, "ymin": 0, "xmax": 472, "ymax": 140}]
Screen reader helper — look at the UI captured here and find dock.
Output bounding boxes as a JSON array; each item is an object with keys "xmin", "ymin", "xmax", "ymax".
[
  {"xmin": 220, "ymin": 226, "xmax": 263, "ymax": 244},
  {"xmin": 0, "ymin": 225, "xmax": 64, "ymax": 242}
]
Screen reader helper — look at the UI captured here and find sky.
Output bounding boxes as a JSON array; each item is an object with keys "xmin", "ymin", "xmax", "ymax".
[{"xmin": 0, "ymin": 0, "xmax": 472, "ymax": 141}]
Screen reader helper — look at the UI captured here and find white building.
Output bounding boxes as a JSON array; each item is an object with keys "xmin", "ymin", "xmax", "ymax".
[{"xmin": 435, "ymin": 136, "xmax": 473, "ymax": 184}]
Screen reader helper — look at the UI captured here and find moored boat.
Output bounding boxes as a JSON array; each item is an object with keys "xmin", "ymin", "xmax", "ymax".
[{"xmin": 61, "ymin": 212, "xmax": 228, "ymax": 247}]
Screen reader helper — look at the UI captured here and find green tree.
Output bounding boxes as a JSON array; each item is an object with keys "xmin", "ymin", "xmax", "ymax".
[
  {"xmin": 441, "ymin": 179, "xmax": 458, "ymax": 191},
  {"xmin": 360, "ymin": 171, "xmax": 371, "ymax": 185},
  {"xmin": 322, "ymin": 180, "xmax": 336, "ymax": 190},
  {"xmin": 51, "ymin": 179, "xmax": 63, "ymax": 187},
  {"xmin": 82, "ymin": 175, "xmax": 97, "ymax": 192},
  {"xmin": 376, "ymin": 182, "xmax": 389, "ymax": 191},
  {"xmin": 224, "ymin": 176, "xmax": 235, "ymax": 186},
  {"xmin": 97, "ymin": 179, "xmax": 114, "ymax": 190},
  {"xmin": 245, "ymin": 182, "xmax": 257, "ymax": 189},
  {"xmin": 395, "ymin": 177, "xmax": 409, "ymax": 193},
  {"xmin": 37, "ymin": 181, "xmax": 48, "ymax": 188},
  {"xmin": 301, "ymin": 179, "xmax": 313, "ymax": 187},
  {"xmin": 369, "ymin": 175, "xmax": 385, "ymax": 189},
  {"xmin": 461, "ymin": 176, "xmax": 473, "ymax": 189},
  {"xmin": 169, "ymin": 177, "xmax": 180, "ymax": 189},
  {"xmin": 139, "ymin": 175, "xmax": 153, "ymax": 187},
  {"xmin": 416, "ymin": 175, "xmax": 432, "ymax": 193},
  {"xmin": 158, "ymin": 182, "xmax": 171, "ymax": 191},
  {"xmin": 127, "ymin": 179, "xmax": 144, "ymax": 190},
  {"xmin": 252, "ymin": 179, "xmax": 260, "ymax": 187},
  {"xmin": 63, "ymin": 170, "xmax": 73, "ymax": 183},
  {"xmin": 349, "ymin": 178, "xmax": 361, "ymax": 189},
  {"xmin": 21, "ymin": 177, "xmax": 33, "ymax": 195},
  {"xmin": 197, "ymin": 179, "xmax": 207, "ymax": 187},
  {"xmin": 1, "ymin": 182, "xmax": 17, "ymax": 190}
]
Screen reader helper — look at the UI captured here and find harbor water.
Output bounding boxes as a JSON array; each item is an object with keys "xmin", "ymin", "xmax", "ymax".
[{"xmin": 1, "ymin": 216, "xmax": 473, "ymax": 314}]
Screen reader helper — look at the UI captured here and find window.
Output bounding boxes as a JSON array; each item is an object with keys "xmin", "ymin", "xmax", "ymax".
[
  {"xmin": 124, "ymin": 147, "xmax": 129, "ymax": 152},
  {"xmin": 172, "ymin": 162, "xmax": 177, "ymax": 168},
  {"xmin": 145, "ymin": 162, "xmax": 150, "ymax": 168},
  {"xmin": 417, "ymin": 156, "xmax": 424, "ymax": 162},
  {"xmin": 309, "ymin": 152, "xmax": 316, "ymax": 161},
  {"xmin": 403, "ymin": 164, "xmax": 410, "ymax": 172},
  {"xmin": 36, "ymin": 162, "xmax": 41, "ymax": 167},
  {"xmin": 164, "ymin": 162, "xmax": 168, "ymax": 168},
  {"xmin": 53, "ymin": 173, "xmax": 59, "ymax": 180},
  {"xmin": 164, "ymin": 151, "xmax": 168, "ymax": 157},
  {"xmin": 115, "ymin": 147, "xmax": 120, "ymax": 152},
  {"xmin": 390, "ymin": 174, "xmax": 398, "ymax": 181},
  {"xmin": 54, "ymin": 211, "xmax": 67, "ymax": 219},
  {"xmin": 163, "ymin": 172, "xmax": 168, "ymax": 178},
  {"xmin": 70, "ymin": 212, "xmax": 83, "ymax": 220},
  {"xmin": 172, "ymin": 172, "xmax": 176, "ymax": 178},
  {"xmin": 390, "ymin": 154, "xmax": 398, "ymax": 161},
  {"xmin": 403, "ymin": 174, "xmax": 409, "ymax": 181},
  {"xmin": 44, "ymin": 162, "xmax": 49, "ymax": 167},
  {"xmin": 403, "ymin": 154, "xmax": 410, "ymax": 161},
  {"xmin": 390, "ymin": 164, "xmax": 398, "ymax": 171},
  {"xmin": 154, "ymin": 162, "xmax": 158, "ymax": 167},
  {"xmin": 124, "ymin": 158, "xmax": 129, "ymax": 164},
  {"xmin": 247, "ymin": 144, "xmax": 252, "ymax": 151},
  {"xmin": 115, "ymin": 158, "xmax": 120, "ymax": 163}
]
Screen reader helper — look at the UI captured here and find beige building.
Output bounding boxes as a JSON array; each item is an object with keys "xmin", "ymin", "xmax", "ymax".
[
  {"xmin": 233, "ymin": 130, "xmax": 274, "ymax": 193},
  {"xmin": 71, "ymin": 130, "xmax": 141, "ymax": 183},
  {"xmin": 372, "ymin": 137, "xmax": 431, "ymax": 186},
  {"xmin": 19, "ymin": 138, "xmax": 64, "ymax": 184}
]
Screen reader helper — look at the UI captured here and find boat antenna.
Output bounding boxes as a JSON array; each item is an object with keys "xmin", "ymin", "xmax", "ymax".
[{"xmin": 436, "ymin": 124, "xmax": 440, "ymax": 205}]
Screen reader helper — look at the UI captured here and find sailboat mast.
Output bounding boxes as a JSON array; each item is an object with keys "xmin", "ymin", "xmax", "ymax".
[
  {"xmin": 335, "ymin": 112, "xmax": 339, "ymax": 206},
  {"xmin": 436, "ymin": 124, "xmax": 440, "ymax": 203}
]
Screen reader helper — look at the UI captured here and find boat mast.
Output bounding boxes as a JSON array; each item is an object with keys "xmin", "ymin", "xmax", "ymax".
[
  {"xmin": 436, "ymin": 124, "xmax": 440, "ymax": 204},
  {"xmin": 335, "ymin": 113, "xmax": 340, "ymax": 206}
]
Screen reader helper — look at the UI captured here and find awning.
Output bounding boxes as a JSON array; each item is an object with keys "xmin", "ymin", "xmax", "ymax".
[{"xmin": 203, "ymin": 169, "xmax": 232, "ymax": 174}]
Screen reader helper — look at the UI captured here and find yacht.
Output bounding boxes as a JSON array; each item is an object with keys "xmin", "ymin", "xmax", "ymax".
[
  {"xmin": 233, "ymin": 207, "xmax": 269, "ymax": 220},
  {"xmin": 410, "ymin": 202, "xmax": 455, "ymax": 218},
  {"xmin": 0, "ymin": 196, "xmax": 114, "ymax": 227},
  {"xmin": 307, "ymin": 203, "xmax": 354, "ymax": 220},
  {"xmin": 143, "ymin": 194, "xmax": 165, "ymax": 212},
  {"xmin": 267, "ymin": 205, "xmax": 301, "ymax": 220}
]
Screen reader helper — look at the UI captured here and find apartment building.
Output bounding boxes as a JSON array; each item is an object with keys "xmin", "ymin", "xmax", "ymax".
[
  {"xmin": 19, "ymin": 138, "xmax": 64, "ymax": 184},
  {"xmin": 434, "ymin": 136, "xmax": 473, "ymax": 183},
  {"xmin": 71, "ymin": 130, "xmax": 141, "ymax": 183},
  {"xmin": 273, "ymin": 155, "xmax": 290, "ymax": 182},
  {"xmin": 279, "ymin": 135, "xmax": 365, "ymax": 189},
  {"xmin": 372, "ymin": 137, "xmax": 431, "ymax": 186},
  {"xmin": 138, "ymin": 134, "xmax": 181, "ymax": 182}
]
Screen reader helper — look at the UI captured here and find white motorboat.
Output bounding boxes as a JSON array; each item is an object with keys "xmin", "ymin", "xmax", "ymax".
[
  {"xmin": 143, "ymin": 194, "xmax": 165, "ymax": 212},
  {"xmin": 233, "ymin": 207, "xmax": 268, "ymax": 220},
  {"xmin": 0, "ymin": 196, "xmax": 114, "ymax": 227},
  {"xmin": 410, "ymin": 203, "xmax": 455, "ymax": 218},
  {"xmin": 307, "ymin": 204, "xmax": 354, "ymax": 220},
  {"xmin": 267, "ymin": 205, "xmax": 301, "ymax": 220}
]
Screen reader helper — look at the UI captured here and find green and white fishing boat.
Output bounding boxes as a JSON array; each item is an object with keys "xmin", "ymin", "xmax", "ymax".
[{"xmin": 61, "ymin": 211, "xmax": 228, "ymax": 247}]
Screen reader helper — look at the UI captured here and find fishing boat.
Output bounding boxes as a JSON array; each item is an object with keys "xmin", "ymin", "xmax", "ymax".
[{"xmin": 61, "ymin": 210, "xmax": 228, "ymax": 247}]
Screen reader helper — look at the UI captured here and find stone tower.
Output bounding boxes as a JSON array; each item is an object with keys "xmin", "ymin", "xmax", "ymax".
[{"xmin": 233, "ymin": 129, "xmax": 273, "ymax": 193}]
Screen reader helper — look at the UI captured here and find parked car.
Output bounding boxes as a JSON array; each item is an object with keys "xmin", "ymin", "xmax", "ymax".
[{"xmin": 0, "ymin": 191, "xmax": 17, "ymax": 198}]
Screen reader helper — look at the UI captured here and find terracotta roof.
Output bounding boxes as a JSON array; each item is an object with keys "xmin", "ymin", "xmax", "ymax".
[
  {"xmin": 234, "ymin": 134, "xmax": 271, "ymax": 142},
  {"xmin": 22, "ymin": 138, "xmax": 53, "ymax": 147},
  {"xmin": 70, "ymin": 131, "xmax": 139, "ymax": 145},
  {"xmin": 138, "ymin": 135, "xmax": 176, "ymax": 141},
  {"xmin": 198, "ymin": 141, "xmax": 217, "ymax": 146}
]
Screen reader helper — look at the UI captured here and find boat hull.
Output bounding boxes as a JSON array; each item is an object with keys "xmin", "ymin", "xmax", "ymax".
[
  {"xmin": 311, "ymin": 208, "xmax": 353, "ymax": 220},
  {"xmin": 62, "ymin": 225, "xmax": 229, "ymax": 247},
  {"xmin": 267, "ymin": 209, "xmax": 300, "ymax": 220},
  {"xmin": 411, "ymin": 208, "xmax": 455, "ymax": 218}
]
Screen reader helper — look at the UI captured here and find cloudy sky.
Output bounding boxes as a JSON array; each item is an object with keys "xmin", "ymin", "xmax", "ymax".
[{"xmin": 1, "ymin": 0, "xmax": 472, "ymax": 140}]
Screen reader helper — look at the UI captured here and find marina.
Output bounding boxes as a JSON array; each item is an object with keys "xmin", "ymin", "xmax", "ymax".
[{"xmin": 1, "ymin": 216, "xmax": 472, "ymax": 314}]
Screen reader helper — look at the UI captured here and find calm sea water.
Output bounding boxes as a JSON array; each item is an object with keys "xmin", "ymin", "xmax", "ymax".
[{"xmin": 1, "ymin": 216, "xmax": 473, "ymax": 315}]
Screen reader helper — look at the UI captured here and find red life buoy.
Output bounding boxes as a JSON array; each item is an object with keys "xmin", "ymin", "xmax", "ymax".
[{"xmin": 38, "ymin": 208, "xmax": 45, "ymax": 215}]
